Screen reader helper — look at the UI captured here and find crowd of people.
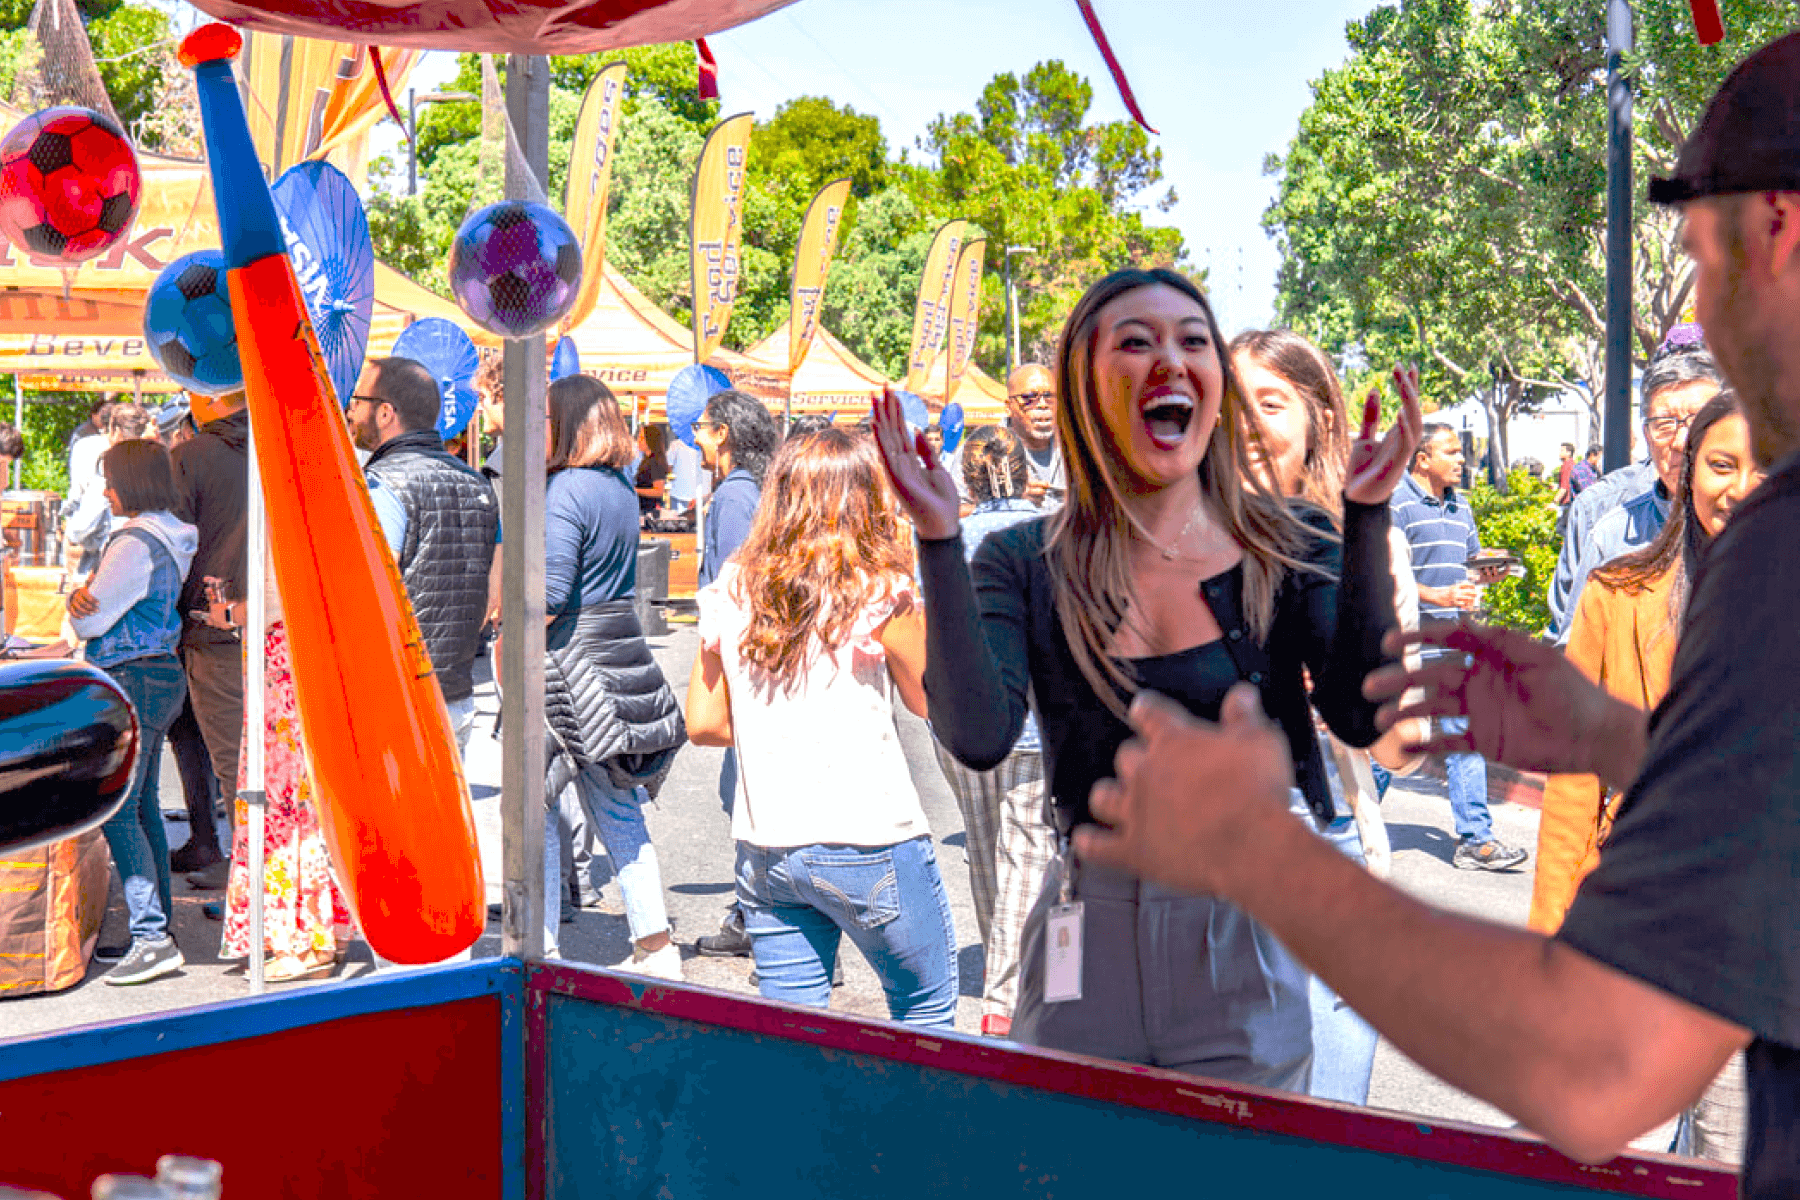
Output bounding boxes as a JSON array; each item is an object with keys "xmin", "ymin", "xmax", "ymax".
[{"xmin": 4, "ymin": 27, "xmax": 1797, "ymax": 1193}]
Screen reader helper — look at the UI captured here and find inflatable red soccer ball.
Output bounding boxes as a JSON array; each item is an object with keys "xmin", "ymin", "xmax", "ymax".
[{"xmin": 0, "ymin": 106, "xmax": 141, "ymax": 263}]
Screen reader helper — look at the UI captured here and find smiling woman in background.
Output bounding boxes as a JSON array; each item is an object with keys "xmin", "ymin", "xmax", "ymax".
[{"xmin": 874, "ymin": 267, "xmax": 1420, "ymax": 1088}]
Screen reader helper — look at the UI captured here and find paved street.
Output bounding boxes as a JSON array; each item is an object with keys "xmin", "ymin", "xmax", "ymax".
[{"xmin": 1, "ymin": 619, "xmax": 1542, "ymax": 1136}]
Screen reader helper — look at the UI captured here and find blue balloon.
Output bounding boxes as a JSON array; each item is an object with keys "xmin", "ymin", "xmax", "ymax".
[
  {"xmin": 144, "ymin": 250, "xmax": 242, "ymax": 395},
  {"xmin": 939, "ymin": 402, "xmax": 966, "ymax": 454},
  {"xmin": 272, "ymin": 161, "xmax": 375, "ymax": 410},
  {"xmin": 551, "ymin": 337, "xmax": 581, "ymax": 382},
  {"xmin": 392, "ymin": 317, "xmax": 481, "ymax": 440},
  {"xmin": 896, "ymin": 390, "xmax": 929, "ymax": 430},
  {"xmin": 667, "ymin": 364, "xmax": 732, "ymax": 449}
]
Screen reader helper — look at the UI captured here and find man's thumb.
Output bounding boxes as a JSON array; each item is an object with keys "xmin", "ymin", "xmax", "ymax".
[{"xmin": 1127, "ymin": 689, "xmax": 1190, "ymax": 739}]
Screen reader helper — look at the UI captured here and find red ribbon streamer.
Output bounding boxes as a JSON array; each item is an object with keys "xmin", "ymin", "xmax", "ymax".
[
  {"xmin": 1688, "ymin": 0, "xmax": 1724, "ymax": 45},
  {"xmin": 370, "ymin": 47, "xmax": 410, "ymax": 142},
  {"xmin": 695, "ymin": 37, "xmax": 719, "ymax": 101},
  {"xmin": 1074, "ymin": 0, "xmax": 1156, "ymax": 135}
]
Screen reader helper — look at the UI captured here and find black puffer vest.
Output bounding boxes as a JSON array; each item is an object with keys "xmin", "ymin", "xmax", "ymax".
[
  {"xmin": 364, "ymin": 430, "xmax": 500, "ymax": 703},
  {"xmin": 544, "ymin": 600, "xmax": 685, "ymax": 798}
]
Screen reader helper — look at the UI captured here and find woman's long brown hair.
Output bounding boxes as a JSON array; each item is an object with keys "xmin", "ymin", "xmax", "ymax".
[
  {"xmin": 1229, "ymin": 328, "xmax": 1349, "ymax": 521},
  {"xmin": 1046, "ymin": 268, "xmax": 1322, "ymax": 717},
  {"xmin": 1590, "ymin": 390, "xmax": 1741, "ymax": 631},
  {"xmin": 730, "ymin": 427, "xmax": 911, "ymax": 688}
]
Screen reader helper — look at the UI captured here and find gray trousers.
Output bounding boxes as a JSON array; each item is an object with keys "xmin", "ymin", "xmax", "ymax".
[
  {"xmin": 1014, "ymin": 849, "xmax": 1313, "ymax": 1092},
  {"xmin": 181, "ymin": 637, "xmax": 244, "ymax": 827}
]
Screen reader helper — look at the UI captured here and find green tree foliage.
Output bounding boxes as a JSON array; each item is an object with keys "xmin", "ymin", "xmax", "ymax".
[
  {"xmin": 374, "ymin": 48, "xmax": 1184, "ymax": 371},
  {"xmin": 1470, "ymin": 469, "xmax": 1560, "ymax": 634},
  {"xmin": 0, "ymin": 0, "xmax": 181, "ymax": 149},
  {"xmin": 1266, "ymin": 0, "xmax": 1799, "ymax": 472},
  {"xmin": 819, "ymin": 187, "xmax": 934, "ymax": 379},
  {"xmin": 16, "ymin": 395, "xmax": 86, "ymax": 493},
  {"xmin": 913, "ymin": 59, "xmax": 1185, "ymax": 368}
]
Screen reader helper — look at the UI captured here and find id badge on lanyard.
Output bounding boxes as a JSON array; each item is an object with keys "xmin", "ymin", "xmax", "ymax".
[{"xmin": 1044, "ymin": 835, "xmax": 1083, "ymax": 1004}]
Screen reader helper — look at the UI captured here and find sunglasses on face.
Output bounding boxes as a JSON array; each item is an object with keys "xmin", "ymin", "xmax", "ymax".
[{"xmin": 1010, "ymin": 390, "xmax": 1054, "ymax": 408}]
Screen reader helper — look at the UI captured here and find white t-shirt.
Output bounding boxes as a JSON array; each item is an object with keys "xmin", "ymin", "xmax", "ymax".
[{"xmin": 697, "ymin": 562, "xmax": 930, "ymax": 849}]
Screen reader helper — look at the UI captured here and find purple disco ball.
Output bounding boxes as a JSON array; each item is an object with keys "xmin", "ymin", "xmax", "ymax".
[{"xmin": 448, "ymin": 201, "xmax": 583, "ymax": 339}]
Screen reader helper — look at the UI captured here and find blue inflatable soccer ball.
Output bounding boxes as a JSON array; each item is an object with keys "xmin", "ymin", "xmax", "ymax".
[
  {"xmin": 448, "ymin": 201, "xmax": 582, "ymax": 340},
  {"xmin": 144, "ymin": 250, "xmax": 241, "ymax": 394}
]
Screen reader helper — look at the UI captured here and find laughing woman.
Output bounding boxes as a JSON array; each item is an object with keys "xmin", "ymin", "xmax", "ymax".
[{"xmin": 873, "ymin": 268, "xmax": 1420, "ymax": 1088}]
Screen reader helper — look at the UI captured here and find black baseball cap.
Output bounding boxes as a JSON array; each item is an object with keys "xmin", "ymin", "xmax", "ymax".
[{"xmin": 1649, "ymin": 30, "xmax": 1800, "ymax": 205}]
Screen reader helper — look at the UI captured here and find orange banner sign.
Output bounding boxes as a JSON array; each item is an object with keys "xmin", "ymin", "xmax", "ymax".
[
  {"xmin": 788, "ymin": 177, "xmax": 851, "ymax": 373},
  {"xmin": 689, "ymin": 112, "xmax": 754, "ymax": 365},
  {"xmin": 903, "ymin": 219, "xmax": 966, "ymax": 393},
  {"xmin": 943, "ymin": 236, "xmax": 986, "ymax": 405},
  {"xmin": 560, "ymin": 60, "xmax": 628, "ymax": 333}
]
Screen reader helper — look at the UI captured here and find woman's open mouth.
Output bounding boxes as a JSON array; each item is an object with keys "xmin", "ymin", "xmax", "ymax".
[{"xmin": 1142, "ymin": 395, "xmax": 1195, "ymax": 449}]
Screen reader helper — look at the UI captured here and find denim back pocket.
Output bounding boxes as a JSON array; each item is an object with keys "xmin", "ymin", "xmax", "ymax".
[{"xmin": 799, "ymin": 847, "xmax": 900, "ymax": 930}]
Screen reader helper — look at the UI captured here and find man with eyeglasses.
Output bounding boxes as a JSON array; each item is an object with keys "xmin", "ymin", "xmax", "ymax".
[
  {"xmin": 1004, "ymin": 364, "xmax": 1064, "ymax": 507},
  {"xmin": 350, "ymin": 357, "xmax": 501, "ymax": 754},
  {"xmin": 1554, "ymin": 350, "xmax": 1722, "ymax": 639}
]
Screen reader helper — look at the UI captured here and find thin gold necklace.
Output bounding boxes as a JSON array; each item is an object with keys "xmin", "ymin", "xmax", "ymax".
[{"xmin": 1129, "ymin": 502, "xmax": 1204, "ymax": 561}]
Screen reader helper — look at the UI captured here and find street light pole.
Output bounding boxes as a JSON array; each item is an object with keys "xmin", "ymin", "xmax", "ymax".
[
  {"xmin": 1603, "ymin": 0, "xmax": 1634, "ymax": 473},
  {"xmin": 1004, "ymin": 244, "xmax": 1036, "ymax": 376},
  {"xmin": 407, "ymin": 90, "xmax": 479, "ymax": 198}
]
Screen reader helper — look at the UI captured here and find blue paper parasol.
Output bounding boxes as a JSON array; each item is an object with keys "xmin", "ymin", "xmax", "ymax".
[
  {"xmin": 896, "ymin": 390, "xmax": 929, "ymax": 431},
  {"xmin": 667, "ymin": 363, "xmax": 732, "ymax": 449},
  {"xmin": 272, "ymin": 160, "xmax": 375, "ymax": 409},
  {"xmin": 392, "ymin": 318, "xmax": 481, "ymax": 440},
  {"xmin": 551, "ymin": 337, "xmax": 581, "ymax": 382},
  {"xmin": 939, "ymin": 402, "xmax": 966, "ymax": 454}
]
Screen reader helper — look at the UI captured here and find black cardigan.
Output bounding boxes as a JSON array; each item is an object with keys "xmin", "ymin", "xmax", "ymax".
[{"xmin": 919, "ymin": 500, "xmax": 1397, "ymax": 834}]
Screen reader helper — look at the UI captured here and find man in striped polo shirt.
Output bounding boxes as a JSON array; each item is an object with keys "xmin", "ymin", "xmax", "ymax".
[{"xmin": 1391, "ymin": 424, "xmax": 1528, "ymax": 871}]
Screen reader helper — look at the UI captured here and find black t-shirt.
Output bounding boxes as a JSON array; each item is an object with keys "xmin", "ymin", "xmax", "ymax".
[{"xmin": 1558, "ymin": 449, "xmax": 1800, "ymax": 1197}]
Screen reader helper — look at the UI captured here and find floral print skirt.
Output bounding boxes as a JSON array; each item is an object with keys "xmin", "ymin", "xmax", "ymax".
[{"xmin": 221, "ymin": 621, "xmax": 354, "ymax": 964}]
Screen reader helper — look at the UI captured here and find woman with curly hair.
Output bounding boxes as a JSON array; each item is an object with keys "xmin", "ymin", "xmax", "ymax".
[{"xmin": 685, "ymin": 426, "xmax": 957, "ymax": 1029}]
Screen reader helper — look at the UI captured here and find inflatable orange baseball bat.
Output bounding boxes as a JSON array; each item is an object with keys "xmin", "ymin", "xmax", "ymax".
[{"xmin": 181, "ymin": 24, "xmax": 482, "ymax": 963}]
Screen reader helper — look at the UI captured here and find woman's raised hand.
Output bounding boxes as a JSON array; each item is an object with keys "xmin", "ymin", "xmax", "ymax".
[
  {"xmin": 871, "ymin": 387, "xmax": 961, "ymax": 541},
  {"xmin": 1345, "ymin": 365, "xmax": 1425, "ymax": 506}
]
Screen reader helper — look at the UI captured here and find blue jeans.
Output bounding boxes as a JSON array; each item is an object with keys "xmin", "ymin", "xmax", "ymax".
[
  {"xmin": 1440, "ymin": 716, "xmax": 1492, "ymax": 844},
  {"xmin": 100, "ymin": 655, "xmax": 187, "ymax": 942},
  {"xmin": 717, "ymin": 747, "xmax": 737, "ymax": 817},
  {"xmin": 546, "ymin": 765, "xmax": 669, "ymax": 950},
  {"xmin": 1307, "ymin": 812, "xmax": 1379, "ymax": 1104},
  {"xmin": 737, "ymin": 836, "xmax": 958, "ymax": 1030}
]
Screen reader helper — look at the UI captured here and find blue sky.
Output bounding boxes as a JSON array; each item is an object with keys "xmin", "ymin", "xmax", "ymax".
[{"xmin": 413, "ymin": 0, "xmax": 1383, "ymax": 330}]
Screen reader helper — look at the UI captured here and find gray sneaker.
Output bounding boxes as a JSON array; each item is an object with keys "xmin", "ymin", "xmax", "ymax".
[
  {"xmin": 1453, "ymin": 838, "xmax": 1529, "ymax": 872},
  {"xmin": 104, "ymin": 937, "xmax": 185, "ymax": 985}
]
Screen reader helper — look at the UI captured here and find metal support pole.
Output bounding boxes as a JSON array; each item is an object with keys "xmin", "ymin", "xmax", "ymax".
[
  {"xmin": 1603, "ymin": 0, "xmax": 1635, "ymax": 473},
  {"xmin": 1005, "ymin": 254, "xmax": 1016, "ymax": 378},
  {"xmin": 499, "ymin": 53, "xmax": 549, "ymax": 962},
  {"xmin": 245, "ymin": 421, "xmax": 267, "ymax": 995},
  {"xmin": 407, "ymin": 87, "xmax": 417, "ymax": 196}
]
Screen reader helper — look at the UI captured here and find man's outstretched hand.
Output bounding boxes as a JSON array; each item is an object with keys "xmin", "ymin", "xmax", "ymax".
[
  {"xmin": 1076, "ymin": 685, "xmax": 1301, "ymax": 898},
  {"xmin": 1362, "ymin": 622, "xmax": 1648, "ymax": 793}
]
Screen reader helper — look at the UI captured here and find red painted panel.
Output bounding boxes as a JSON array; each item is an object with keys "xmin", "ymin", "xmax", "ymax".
[{"xmin": 0, "ymin": 995, "xmax": 502, "ymax": 1199}]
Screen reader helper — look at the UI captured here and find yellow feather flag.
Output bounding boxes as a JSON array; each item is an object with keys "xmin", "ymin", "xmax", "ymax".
[
  {"xmin": 788, "ymin": 177, "xmax": 853, "ymax": 373},
  {"xmin": 903, "ymin": 219, "xmax": 967, "ymax": 393},
  {"xmin": 240, "ymin": 34, "xmax": 416, "ymax": 180},
  {"xmin": 559, "ymin": 60, "xmax": 629, "ymax": 334},
  {"xmin": 943, "ymin": 236, "xmax": 987, "ymax": 406},
  {"xmin": 690, "ymin": 112, "xmax": 755, "ymax": 364}
]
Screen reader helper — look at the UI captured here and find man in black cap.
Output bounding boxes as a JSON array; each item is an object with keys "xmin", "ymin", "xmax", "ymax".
[{"xmin": 1070, "ymin": 32, "xmax": 1800, "ymax": 1193}]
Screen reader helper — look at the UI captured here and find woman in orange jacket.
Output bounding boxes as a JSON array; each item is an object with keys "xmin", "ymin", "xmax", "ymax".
[
  {"xmin": 1530, "ymin": 391, "xmax": 1759, "ymax": 1164},
  {"xmin": 1530, "ymin": 391, "xmax": 1761, "ymax": 934}
]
